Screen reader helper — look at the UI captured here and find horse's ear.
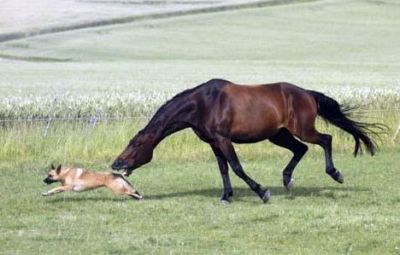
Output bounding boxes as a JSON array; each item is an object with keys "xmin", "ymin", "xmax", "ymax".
[
  {"xmin": 56, "ymin": 164, "xmax": 62, "ymax": 174},
  {"xmin": 51, "ymin": 163, "xmax": 56, "ymax": 169}
]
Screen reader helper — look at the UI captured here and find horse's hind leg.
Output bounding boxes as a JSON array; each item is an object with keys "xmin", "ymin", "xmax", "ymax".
[
  {"xmin": 269, "ymin": 128, "xmax": 308, "ymax": 190},
  {"xmin": 215, "ymin": 135, "xmax": 270, "ymax": 203},
  {"xmin": 298, "ymin": 129, "xmax": 344, "ymax": 184},
  {"xmin": 210, "ymin": 144, "xmax": 233, "ymax": 203}
]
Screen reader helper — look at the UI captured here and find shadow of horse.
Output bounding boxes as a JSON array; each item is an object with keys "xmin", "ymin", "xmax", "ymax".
[
  {"xmin": 44, "ymin": 186, "xmax": 370, "ymax": 203},
  {"xmin": 144, "ymin": 186, "xmax": 370, "ymax": 201}
]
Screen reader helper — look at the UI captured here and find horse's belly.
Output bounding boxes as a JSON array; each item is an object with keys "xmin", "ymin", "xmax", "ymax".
[{"xmin": 230, "ymin": 117, "xmax": 280, "ymax": 143}]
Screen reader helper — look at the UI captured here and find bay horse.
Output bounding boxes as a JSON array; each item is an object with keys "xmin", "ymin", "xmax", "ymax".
[{"xmin": 112, "ymin": 79, "xmax": 381, "ymax": 203}]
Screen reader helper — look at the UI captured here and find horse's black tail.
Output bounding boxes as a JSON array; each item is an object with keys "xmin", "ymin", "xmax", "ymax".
[{"xmin": 308, "ymin": 90, "xmax": 385, "ymax": 157}]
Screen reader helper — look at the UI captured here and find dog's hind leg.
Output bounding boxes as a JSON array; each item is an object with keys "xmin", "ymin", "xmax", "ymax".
[
  {"xmin": 127, "ymin": 190, "xmax": 143, "ymax": 200},
  {"xmin": 42, "ymin": 186, "xmax": 71, "ymax": 196},
  {"xmin": 123, "ymin": 182, "xmax": 143, "ymax": 200},
  {"xmin": 108, "ymin": 177, "xmax": 143, "ymax": 200}
]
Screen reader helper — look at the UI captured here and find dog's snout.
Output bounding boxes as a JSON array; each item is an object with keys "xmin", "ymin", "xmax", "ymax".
[{"xmin": 43, "ymin": 177, "xmax": 56, "ymax": 185}]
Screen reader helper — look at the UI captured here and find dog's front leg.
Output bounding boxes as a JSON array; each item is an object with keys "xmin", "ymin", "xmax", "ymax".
[{"xmin": 42, "ymin": 186, "xmax": 71, "ymax": 196}]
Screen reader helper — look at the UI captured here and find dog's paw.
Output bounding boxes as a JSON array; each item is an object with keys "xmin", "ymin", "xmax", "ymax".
[{"xmin": 41, "ymin": 192, "xmax": 50, "ymax": 196}]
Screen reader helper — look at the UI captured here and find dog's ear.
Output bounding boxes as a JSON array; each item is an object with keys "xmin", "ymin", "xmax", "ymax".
[
  {"xmin": 56, "ymin": 164, "xmax": 62, "ymax": 174},
  {"xmin": 51, "ymin": 163, "xmax": 56, "ymax": 169}
]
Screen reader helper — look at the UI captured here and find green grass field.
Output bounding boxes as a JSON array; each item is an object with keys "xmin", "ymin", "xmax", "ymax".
[
  {"xmin": 1, "ymin": 0, "xmax": 400, "ymax": 254},
  {"xmin": 1, "ymin": 147, "xmax": 400, "ymax": 254}
]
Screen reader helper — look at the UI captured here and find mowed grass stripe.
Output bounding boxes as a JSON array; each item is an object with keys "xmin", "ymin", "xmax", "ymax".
[
  {"xmin": 0, "ymin": 0, "xmax": 399, "ymax": 63},
  {"xmin": 0, "ymin": 0, "xmax": 399, "ymax": 123},
  {"xmin": 0, "ymin": 0, "xmax": 318, "ymax": 44}
]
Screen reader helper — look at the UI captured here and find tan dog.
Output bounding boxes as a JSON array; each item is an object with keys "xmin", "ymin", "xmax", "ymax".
[{"xmin": 42, "ymin": 164, "xmax": 142, "ymax": 199}]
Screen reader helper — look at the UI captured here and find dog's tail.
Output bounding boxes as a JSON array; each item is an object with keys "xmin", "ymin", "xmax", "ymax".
[{"xmin": 308, "ymin": 90, "xmax": 386, "ymax": 156}]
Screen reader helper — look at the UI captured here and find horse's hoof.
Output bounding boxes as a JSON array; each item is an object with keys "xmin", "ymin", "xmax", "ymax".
[
  {"xmin": 336, "ymin": 171, "xmax": 344, "ymax": 184},
  {"xmin": 220, "ymin": 199, "xmax": 231, "ymax": 205},
  {"xmin": 262, "ymin": 190, "xmax": 271, "ymax": 203},
  {"xmin": 329, "ymin": 170, "xmax": 344, "ymax": 184},
  {"xmin": 285, "ymin": 178, "xmax": 295, "ymax": 191},
  {"xmin": 221, "ymin": 192, "xmax": 233, "ymax": 204}
]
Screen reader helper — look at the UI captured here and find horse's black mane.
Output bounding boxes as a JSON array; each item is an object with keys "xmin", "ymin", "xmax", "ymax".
[
  {"xmin": 143, "ymin": 79, "xmax": 228, "ymax": 131},
  {"xmin": 144, "ymin": 82, "xmax": 205, "ymax": 129},
  {"xmin": 155, "ymin": 85, "xmax": 202, "ymax": 117},
  {"xmin": 144, "ymin": 79, "xmax": 228, "ymax": 132}
]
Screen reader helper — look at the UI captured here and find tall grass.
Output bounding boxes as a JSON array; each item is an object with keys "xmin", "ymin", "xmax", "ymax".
[
  {"xmin": 0, "ymin": 86, "xmax": 399, "ymax": 120},
  {"xmin": 0, "ymin": 112, "xmax": 396, "ymax": 168}
]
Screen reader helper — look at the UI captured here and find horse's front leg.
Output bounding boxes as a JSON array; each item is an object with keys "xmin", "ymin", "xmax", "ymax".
[
  {"xmin": 210, "ymin": 144, "xmax": 233, "ymax": 204},
  {"xmin": 215, "ymin": 135, "xmax": 271, "ymax": 203}
]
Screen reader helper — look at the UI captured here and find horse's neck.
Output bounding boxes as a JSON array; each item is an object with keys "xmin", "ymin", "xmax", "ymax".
[
  {"xmin": 144, "ymin": 101, "xmax": 194, "ymax": 146},
  {"xmin": 159, "ymin": 122, "xmax": 190, "ymax": 141},
  {"xmin": 141, "ymin": 124, "xmax": 189, "ymax": 151}
]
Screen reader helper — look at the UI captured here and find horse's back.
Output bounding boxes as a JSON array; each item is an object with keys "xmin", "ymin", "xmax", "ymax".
[
  {"xmin": 223, "ymin": 82, "xmax": 286, "ymax": 122},
  {"xmin": 214, "ymin": 81, "xmax": 317, "ymax": 141},
  {"xmin": 208, "ymin": 82, "xmax": 281, "ymax": 141}
]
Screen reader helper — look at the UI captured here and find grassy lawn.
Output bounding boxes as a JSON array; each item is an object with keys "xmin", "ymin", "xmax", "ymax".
[
  {"xmin": 0, "ymin": 120, "xmax": 399, "ymax": 254},
  {"xmin": 1, "ymin": 148, "xmax": 400, "ymax": 254}
]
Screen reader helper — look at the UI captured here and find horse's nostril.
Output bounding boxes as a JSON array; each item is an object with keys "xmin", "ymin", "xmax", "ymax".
[{"xmin": 112, "ymin": 160, "xmax": 123, "ymax": 170}]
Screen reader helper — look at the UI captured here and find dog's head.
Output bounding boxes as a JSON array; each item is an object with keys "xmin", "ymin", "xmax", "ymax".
[{"xmin": 43, "ymin": 164, "xmax": 62, "ymax": 185}]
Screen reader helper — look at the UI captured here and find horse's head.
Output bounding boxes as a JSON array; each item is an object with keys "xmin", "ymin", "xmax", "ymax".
[{"xmin": 111, "ymin": 131, "xmax": 155, "ymax": 176}]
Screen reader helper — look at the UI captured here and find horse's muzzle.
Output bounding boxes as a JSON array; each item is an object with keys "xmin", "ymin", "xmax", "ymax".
[{"xmin": 111, "ymin": 159, "xmax": 127, "ymax": 171}]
